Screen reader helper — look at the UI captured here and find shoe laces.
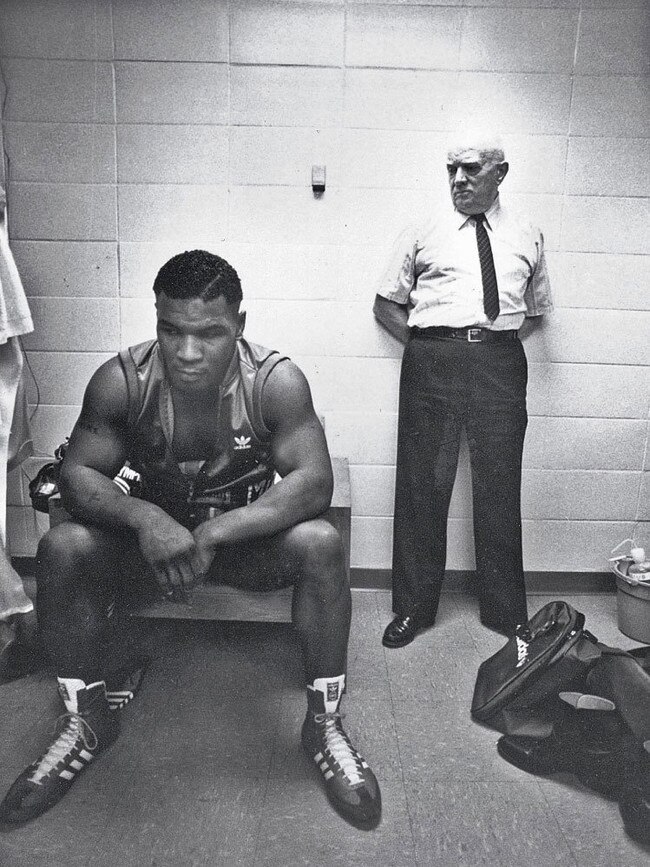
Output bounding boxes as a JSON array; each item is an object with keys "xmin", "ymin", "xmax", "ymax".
[
  {"xmin": 314, "ymin": 711, "xmax": 364, "ymax": 786},
  {"xmin": 28, "ymin": 713, "xmax": 98, "ymax": 785}
]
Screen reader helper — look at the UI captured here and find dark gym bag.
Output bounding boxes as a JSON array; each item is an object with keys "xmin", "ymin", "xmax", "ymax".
[
  {"xmin": 472, "ymin": 600, "xmax": 650, "ymax": 845},
  {"xmin": 471, "ymin": 600, "xmax": 602, "ymax": 737}
]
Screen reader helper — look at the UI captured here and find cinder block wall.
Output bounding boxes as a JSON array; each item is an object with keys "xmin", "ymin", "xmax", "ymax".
[{"xmin": 2, "ymin": 0, "xmax": 648, "ymax": 576}]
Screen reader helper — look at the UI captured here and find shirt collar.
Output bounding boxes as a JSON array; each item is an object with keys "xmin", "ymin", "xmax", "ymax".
[{"xmin": 454, "ymin": 195, "xmax": 502, "ymax": 231}]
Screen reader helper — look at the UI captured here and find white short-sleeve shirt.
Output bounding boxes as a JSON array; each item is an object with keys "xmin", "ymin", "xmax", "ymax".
[{"xmin": 376, "ymin": 196, "xmax": 553, "ymax": 331}]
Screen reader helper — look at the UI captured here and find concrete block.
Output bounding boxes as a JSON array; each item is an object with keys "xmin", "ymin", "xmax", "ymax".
[
  {"xmin": 346, "ymin": 5, "xmax": 462, "ymax": 70},
  {"xmin": 223, "ymin": 242, "xmax": 346, "ymax": 301},
  {"xmin": 577, "ymin": 9, "xmax": 650, "ymax": 74},
  {"xmin": 547, "ymin": 251, "xmax": 650, "ymax": 311},
  {"xmin": 324, "ymin": 411, "xmax": 398, "ymax": 465},
  {"xmin": 22, "ymin": 297, "xmax": 119, "ymax": 352},
  {"xmin": 7, "ymin": 183, "xmax": 116, "ymax": 241},
  {"xmin": 344, "ymin": 69, "xmax": 457, "ymax": 130},
  {"xmin": 561, "ymin": 196, "xmax": 650, "ymax": 255},
  {"xmin": 294, "ymin": 356, "xmax": 400, "ymax": 413},
  {"xmin": 565, "ymin": 138, "xmax": 650, "ymax": 197},
  {"xmin": 116, "ymin": 62, "xmax": 228, "ymax": 125},
  {"xmin": 117, "ymin": 125, "xmax": 229, "ymax": 184},
  {"xmin": 231, "ymin": 66, "xmax": 343, "ymax": 127},
  {"xmin": 527, "ymin": 362, "xmax": 650, "ymax": 419},
  {"xmin": 340, "ymin": 129, "xmax": 448, "ymax": 190},
  {"xmin": 0, "ymin": 0, "xmax": 113, "ymax": 59},
  {"xmin": 113, "ymin": 0, "xmax": 228, "ymax": 62},
  {"xmin": 117, "ymin": 185, "xmax": 229, "ymax": 244},
  {"xmin": 4, "ymin": 122, "xmax": 116, "ymax": 184},
  {"xmin": 231, "ymin": 1, "xmax": 344, "ymax": 66},
  {"xmin": 453, "ymin": 73, "xmax": 572, "ymax": 134},
  {"xmin": 570, "ymin": 76, "xmax": 650, "ymax": 137},
  {"xmin": 460, "ymin": 8, "xmax": 577, "ymax": 72},
  {"xmin": 524, "ymin": 308, "xmax": 650, "ymax": 366},
  {"xmin": 523, "ymin": 417, "xmax": 647, "ymax": 471},
  {"xmin": 2, "ymin": 59, "xmax": 114, "ymax": 123},
  {"xmin": 229, "ymin": 186, "xmax": 344, "ymax": 245},
  {"xmin": 243, "ymin": 299, "xmax": 403, "ymax": 359},
  {"xmin": 11, "ymin": 241, "xmax": 118, "ymax": 298},
  {"xmin": 24, "ymin": 352, "xmax": 111, "ymax": 406},
  {"xmin": 522, "ymin": 470, "xmax": 640, "ymax": 521}
]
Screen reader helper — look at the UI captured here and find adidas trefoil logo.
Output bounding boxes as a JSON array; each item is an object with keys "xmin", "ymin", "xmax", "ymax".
[{"xmin": 234, "ymin": 435, "xmax": 251, "ymax": 450}]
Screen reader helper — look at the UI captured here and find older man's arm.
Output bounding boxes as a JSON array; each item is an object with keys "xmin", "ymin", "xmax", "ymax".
[{"xmin": 373, "ymin": 294, "xmax": 410, "ymax": 344}]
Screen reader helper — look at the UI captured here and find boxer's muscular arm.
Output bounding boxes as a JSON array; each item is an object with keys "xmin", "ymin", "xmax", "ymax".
[
  {"xmin": 192, "ymin": 359, "xmax": 332, "ymax": 555},
  {"xmin": 59, "ymin": 358, "xmax": 198, "ymax": 599}
]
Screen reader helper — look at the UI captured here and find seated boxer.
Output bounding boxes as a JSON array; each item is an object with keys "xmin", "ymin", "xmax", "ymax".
[{"xmin": 0, "ymin": 250, "xmax": 381, "ymax": 830}]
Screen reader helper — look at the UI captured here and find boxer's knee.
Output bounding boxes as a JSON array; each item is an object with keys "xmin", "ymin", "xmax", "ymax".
[
  {"xmin": 36, "ymin": 522, "xmax": 103, "ymax": 585},
  {"xmin": 286, "ymin": 519, "xmax": 342, "ymax": 568},
  {"xmin": 285, "ymin": 519, "xmax": 347, "ymax": 599}
]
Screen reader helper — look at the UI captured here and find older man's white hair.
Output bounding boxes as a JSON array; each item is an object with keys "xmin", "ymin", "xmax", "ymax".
[{"xmin": 446, "ymin": 128, "xmax": 506, "ymax": 166}]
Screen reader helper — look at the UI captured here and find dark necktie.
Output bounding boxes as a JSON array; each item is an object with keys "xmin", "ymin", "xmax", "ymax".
[{"xmin": 474, "ymin": 213, "xmax": 500, "ymax": 321}]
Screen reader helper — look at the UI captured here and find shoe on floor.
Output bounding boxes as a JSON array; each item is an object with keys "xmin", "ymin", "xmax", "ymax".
[
  {"xmin": 302, "ymin": 687, "xmax": 381, "ymax": 830},
  {"xmin": 382, "ymin": 614, "xmax": 420, "ymax": 648},
  {"xmin": 0, "ymin": 681, "xmax": 119, "ymax": 829}
]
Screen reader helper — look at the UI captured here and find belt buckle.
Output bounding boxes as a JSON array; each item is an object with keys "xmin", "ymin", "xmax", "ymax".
[{"xmin": 467, "ymin": 328, "xmax": 483, "ymax": 342}]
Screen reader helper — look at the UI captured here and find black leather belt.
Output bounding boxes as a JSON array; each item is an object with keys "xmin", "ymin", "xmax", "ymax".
[{"xmin": 412, "ymin": 326, "xmax": 518, "ymax": 343}]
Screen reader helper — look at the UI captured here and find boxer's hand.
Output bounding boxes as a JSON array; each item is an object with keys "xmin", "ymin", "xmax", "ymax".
[{"xmin": 135, "ymin": 512, "xmax": 198, "ymax": 603}]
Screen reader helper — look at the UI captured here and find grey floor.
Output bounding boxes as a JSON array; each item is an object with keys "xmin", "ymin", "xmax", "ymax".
[{"xmin": 0, "ymin": 590, "xmax": 648, "ymax": 867}]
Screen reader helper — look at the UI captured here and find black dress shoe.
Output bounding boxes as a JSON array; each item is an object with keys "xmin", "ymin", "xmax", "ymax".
[{"xmin": 382, "ymin": 615, "xmax": 419, "ymax": 648}]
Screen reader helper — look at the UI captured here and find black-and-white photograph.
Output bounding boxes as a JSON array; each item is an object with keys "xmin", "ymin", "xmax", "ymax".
[{"xmin": 0, "ymin": 1, "xmax": 648, "ymax": 864}]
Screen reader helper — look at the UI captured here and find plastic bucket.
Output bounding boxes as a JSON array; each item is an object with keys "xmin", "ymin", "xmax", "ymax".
[{"xmin": 616, "ymin": 574, "xmax": 650, "ymax": 643}]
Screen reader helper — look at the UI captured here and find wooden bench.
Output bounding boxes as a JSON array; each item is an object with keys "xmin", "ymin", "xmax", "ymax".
[{"xmin": 49, "ymin": 456, "xmax": 351, "ymax": 624}]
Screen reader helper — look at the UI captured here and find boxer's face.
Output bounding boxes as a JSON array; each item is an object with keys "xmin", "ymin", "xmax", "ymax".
[{"xmin": 156, "ymin": 291, "xmax": 245, "ymax": 395}]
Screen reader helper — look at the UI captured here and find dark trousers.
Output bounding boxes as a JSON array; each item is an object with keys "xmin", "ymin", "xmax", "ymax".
[{"xmin": 391, "ymin": 332, "xmax": 529, "ymax": 631}]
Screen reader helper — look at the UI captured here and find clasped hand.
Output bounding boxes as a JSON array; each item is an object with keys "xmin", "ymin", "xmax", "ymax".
[{"xmin": 137, "ymin": 514, "xmax": 215, "ymax": 604}]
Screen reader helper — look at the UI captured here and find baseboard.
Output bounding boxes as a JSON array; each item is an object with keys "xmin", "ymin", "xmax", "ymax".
[
  {"xmin": 350, "ymin": 568, "xmax": 615, "ymax": 594},
  {"xmin": 13, "ymin": 556, "xmax": 615, "ymax": 594}
]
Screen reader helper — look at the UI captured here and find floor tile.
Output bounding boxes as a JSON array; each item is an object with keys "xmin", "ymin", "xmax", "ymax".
[
  {"xmin": 96, "ymin": 764, "xmax": 266, "ymax": 867},
  {"xmin": 405, "ymin": 780, "xmax": 578, "ymax": 867},
  {"xmin": 394, "ymin": 700, "xmax": 535, "ymax": 784},
  {"xmin": 539, "ymin": 778, "xmax": 650, "ymax": 867},
  {"xmin": 253, "ymin": 779, "xmax": 415, "ymax": 867}
]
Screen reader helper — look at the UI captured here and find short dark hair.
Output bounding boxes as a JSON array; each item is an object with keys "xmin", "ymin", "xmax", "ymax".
[{"xmin": 153, "ymin": 250, "xmax": 242, "ymax": 305}]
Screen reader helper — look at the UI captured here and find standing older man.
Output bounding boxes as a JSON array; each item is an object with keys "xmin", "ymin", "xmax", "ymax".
[{"xmin": 374, "ymin": 133, "xmax": 553, "ymax": 648}]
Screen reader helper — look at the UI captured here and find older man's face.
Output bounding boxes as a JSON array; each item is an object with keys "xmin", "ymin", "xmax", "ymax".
[{"xmin": 446, "ymin": 147, "xmax": 506, "ymax": 215}]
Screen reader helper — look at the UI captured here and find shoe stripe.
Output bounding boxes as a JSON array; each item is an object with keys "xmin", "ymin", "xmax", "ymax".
[{"xmin": 79, "ymin": 749, "xmax": 93, "ymax": 762}]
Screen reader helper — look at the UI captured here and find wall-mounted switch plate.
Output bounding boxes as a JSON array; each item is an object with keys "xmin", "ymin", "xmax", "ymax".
[{"xmin": 311, "ymin": 165, "xmax": 326, "ymax": 194}]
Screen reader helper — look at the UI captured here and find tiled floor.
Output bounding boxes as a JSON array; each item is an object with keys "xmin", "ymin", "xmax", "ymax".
[{"xmin": 0, "ymin": 590, "xmax": 648, "ymax": 867}]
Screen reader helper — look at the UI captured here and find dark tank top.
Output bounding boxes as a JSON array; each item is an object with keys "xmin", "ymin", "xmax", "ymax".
[{"xmin": 118, "ymin": 337, "xmax": 288, "ymax": 529}]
